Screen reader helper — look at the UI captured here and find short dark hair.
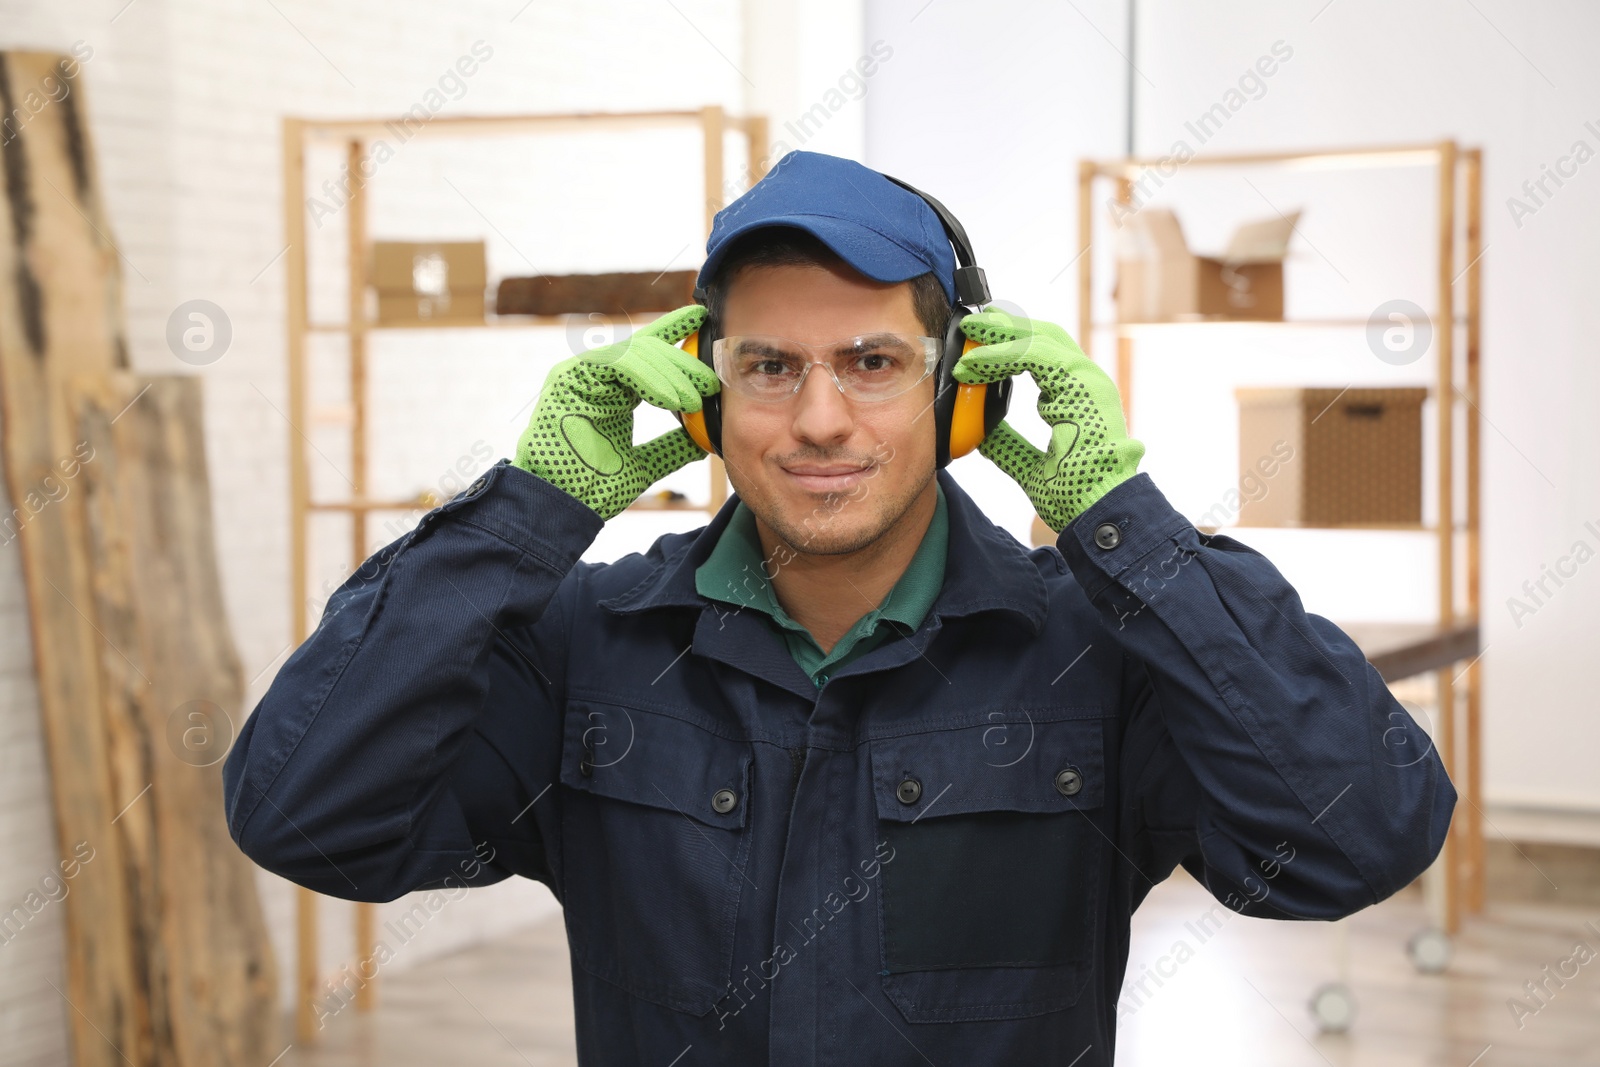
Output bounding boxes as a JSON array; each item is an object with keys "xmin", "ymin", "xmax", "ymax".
[{"xmin": 701, "ymin": 226, "xmax": 950, "ymax": 341}]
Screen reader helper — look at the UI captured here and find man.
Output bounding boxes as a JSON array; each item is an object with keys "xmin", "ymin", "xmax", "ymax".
[{"xmin": 223, "ymin": 150, "xmax": 1455, "ymax": 1065}]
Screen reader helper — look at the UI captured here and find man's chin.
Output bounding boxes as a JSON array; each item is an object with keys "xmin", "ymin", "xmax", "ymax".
[{"xmin": 767, "ymin": 508, "xmax": 879, "ymax": 557}]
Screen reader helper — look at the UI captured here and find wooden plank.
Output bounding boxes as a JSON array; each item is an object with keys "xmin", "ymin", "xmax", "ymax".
[
  {"xmin": 281, "ymin": 115, "xmax": 323, "ymax": 1046},
  {"xmin": 1462, "ymin": 148, "xmax": 1485, "ymax": 913},
  {"xmin": 494, "ymin": 271, "xmax": 697, "ymax": 316},
  {"xmin": 1435, "ymin": 141, "xmax": 1459, "ymax": 935},
  {"xmin": 1076, "ymin": 160, "xmax": 1094, "ymax": 359},
  {"xmin": 299, "ymin": 110, "xmax": 709, "ymax": 142},
  {"xmin": 1, "ymin": 50, "xmax": 279, "ymax": 1064},
  {"xmin": 344, "ymin": 135, "xmax": 380, "ymax": 1016},
  {"xmin": 66, "ymin": 372, "xmax": 280, "ymax": 1064},
  {"xmin": 702, "ymin": 105, "xmax": 728, "ymax": 515},
  {"xmin": 745, "ymin": 115, "xmax": 770, "ymax": 184},
  {"xmin": 1337, "ymin": 620, "xmax": 1480, "ymax": 684},
  {"xmin": 0, "ymin": 49, "xmax": 143, "ymax": 1067},
  {"xmin": 1112, "ymin": 177, "xmax": 1134, "ymax": 434},
  {"xmin": 1089, "ymin": 142, "xmax": 1444, "ymax": 175}
]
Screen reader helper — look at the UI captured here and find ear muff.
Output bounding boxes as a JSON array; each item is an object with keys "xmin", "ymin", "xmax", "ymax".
[
  {"xmin": 934, "ymin": 309, "xmax": 1012, "ymax": 469},
  {"xmin": 675, "ymin": 328, "xmax": 722, "ymax": 456}
]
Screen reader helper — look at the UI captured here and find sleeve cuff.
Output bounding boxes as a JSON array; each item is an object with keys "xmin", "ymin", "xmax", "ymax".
[
  {"xmin": 1056, "ymin": 472, "xmax": 1195, "ymax": 599},
  {"xmin": 425, "ymin": 458, "xmax": 606, "ymax": 571}
]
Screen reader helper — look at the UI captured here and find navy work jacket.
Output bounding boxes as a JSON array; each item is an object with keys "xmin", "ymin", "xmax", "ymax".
[{"xmin": 223, "ymin": 457, "xmax": 1456, "ymax": 1066}]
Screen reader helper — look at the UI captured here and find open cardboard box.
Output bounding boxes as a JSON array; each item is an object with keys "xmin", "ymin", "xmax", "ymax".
[
  {"xmin": 1113, "ymin": 207, "xmax": 1299, "ymax": 322},
  {"xmin": 371, "ymin": 240, "xmax": 488, "ymax": 324}
]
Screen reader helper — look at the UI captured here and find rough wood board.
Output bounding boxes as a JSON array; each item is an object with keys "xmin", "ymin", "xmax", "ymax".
[
  {"xmin": 0, "ymin": 49, "xmax": 142, "ymax": 1067},
  {"xmin": 68, "ymin": 371, "xmax": 279, "ymax": 1064},
  {"xmin": 494, "ymin": 269, "xmax": 697, "ymax": 316},
  {"xmin": 0, "ymin": 50, "xmax": 278, "ymax": 1065}
]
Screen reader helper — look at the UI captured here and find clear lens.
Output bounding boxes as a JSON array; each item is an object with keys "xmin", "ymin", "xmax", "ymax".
[{"xmin": 713, "ymin": 334, "xmax": 938, "ymax": 402}]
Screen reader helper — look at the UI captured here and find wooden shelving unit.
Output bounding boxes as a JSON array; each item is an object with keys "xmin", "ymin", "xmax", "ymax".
[
  {"xmin": 279, "ymin": 105, "xmax": 767, "ymax": 1042},
  {"xmin": 1076, "ymin": 142, "xmax": 1484, "ymax": 941}
]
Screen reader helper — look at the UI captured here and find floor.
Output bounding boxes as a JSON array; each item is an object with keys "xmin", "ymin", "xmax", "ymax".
[{"xmin": 279, "ymin": 865, "xmax": 1600, "ymax": 1067}]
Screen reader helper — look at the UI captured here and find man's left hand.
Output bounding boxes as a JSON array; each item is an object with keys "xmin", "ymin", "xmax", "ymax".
[{"xmin": 952, "ymin": 308, "xmax": 1146, "ymax": 532}]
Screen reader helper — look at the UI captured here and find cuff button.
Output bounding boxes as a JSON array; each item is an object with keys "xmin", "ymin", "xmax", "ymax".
[{"xmin": 1093, "ymin": 522, "xmax": 1121, "ymax": 550}]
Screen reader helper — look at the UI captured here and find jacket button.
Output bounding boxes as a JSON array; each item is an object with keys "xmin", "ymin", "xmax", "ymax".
[
  {"xmin": 711, "ymin": 788, "xmax": 738, "ymax": 814},
  {"xmin": 1055, "ymin": 767, "xmax": 1084, "ymax": 797},
  {"xmin": 896, "ymin": 777, "xmax": 922, "ymax": 805},
  {"xmin": 1094, "ymin": 522, "xmax": 1121, "ymax": 550},
  {"xmin": 579, "ymin": 756, "xmax": 593, "ymax": 777},
  {"xmin": 468, "ymin": 475, "xmax": 487, "ymax": 495}
]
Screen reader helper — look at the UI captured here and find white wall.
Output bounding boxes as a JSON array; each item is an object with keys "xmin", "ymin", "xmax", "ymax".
[
  {"xmin": 0, "ymin": 0, "xmax": 749, "ymax": 1048},
  {"xmin": 0, "ymin": 467, "xmax": 71, "ymax": 1067},
  {"xmin": 1128, "ymin": 0, "xmax": 1600, "ymax": 813}
]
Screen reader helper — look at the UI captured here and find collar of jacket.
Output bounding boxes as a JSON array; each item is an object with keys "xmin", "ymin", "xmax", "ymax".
[{"xmin": 597, "ymin": 468, "xmax": 1047, "ymax": 635}]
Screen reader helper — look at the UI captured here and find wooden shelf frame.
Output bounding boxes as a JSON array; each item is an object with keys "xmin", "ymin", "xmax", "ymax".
[
  {"xmin": 281, "ymin": 105, "xmax": 768, "ymax": 1043},
  {"xmin": 1076, "ymin": 142, "xmax": 1485, "ymax": 936}
]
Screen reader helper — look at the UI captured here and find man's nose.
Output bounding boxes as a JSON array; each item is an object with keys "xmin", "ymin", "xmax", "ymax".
[{"xmin": 789, "ymin": 363, "xmax": 854, "ymax": 444}]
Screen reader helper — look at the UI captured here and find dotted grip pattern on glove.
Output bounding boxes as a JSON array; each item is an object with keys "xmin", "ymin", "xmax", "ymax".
[
  {"xmin": 952, "ymin": 308, "xmax": 1146, "ymax": 532},
  {"xmin": 514, "ymin": 305, "xmax": 719, "ymax": 520}
]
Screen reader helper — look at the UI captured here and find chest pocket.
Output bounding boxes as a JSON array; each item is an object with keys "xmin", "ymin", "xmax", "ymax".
[
  {"xmin": 869, "ymin": 711, "xmax": 1109, "ymax": 1024},
  {"xmin": 558, "ymin": 697, "xmax": 754, "ymax": 1016}
]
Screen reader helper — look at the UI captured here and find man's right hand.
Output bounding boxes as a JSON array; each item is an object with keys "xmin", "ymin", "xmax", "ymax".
[{"xmin": 514, "ymin": 305, "xmax": 720, "ymax": 519}]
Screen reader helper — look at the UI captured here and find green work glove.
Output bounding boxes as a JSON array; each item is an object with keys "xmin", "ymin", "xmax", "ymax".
[
  {"xmin": 514, "ymin": 305, "xmax": 719, "ymax": 520},
  {"xmin": 951, "ymin": 308, "xmax": 1146, "ymax": 532}
]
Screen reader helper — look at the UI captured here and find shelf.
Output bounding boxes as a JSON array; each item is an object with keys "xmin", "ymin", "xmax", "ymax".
[
  {"xmin": 1093, "ymin": 316, "xmax": 1469, "ymax": 332},
  {"xmin": 1080, "ymin": 140, "xmax": 1487, "ymax": 936},
  {"xmin": 308, "ymin": 496, "xmax": 712, "ymax": 515},
  {"xmin": 1200, "ymin": 521, "xmax": 1469, "ymax": 534},
  {"xmin": 308, "ymin": 498, "xmax": 433, "ymax": 513},
  {"xmin": 306, "ymin": 312, "xmax": 681, "ymax": 334},
  {"xmin": 1088, "ymin": 142, "xmax": 1452, "ymax": 178},
  {"xmin": 622, "ymin": 499, "xmax": 712, "ymax": 513},
  {"xmin": 282, "ymin": 104, "xmax": 760, "ymax": 1046},
  {"xmin": 298, "ymin": 109, "xmax": 765, "ymax": 144}
]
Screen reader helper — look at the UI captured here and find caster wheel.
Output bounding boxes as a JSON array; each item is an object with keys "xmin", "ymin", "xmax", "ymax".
[
  {"xmin": 1407, "ymin": 927, "xmax": 1452, "ymax": 974},
  {"xmin": 1308, "ymin": 981, "xmax": 1356, "ymax": 1033}
]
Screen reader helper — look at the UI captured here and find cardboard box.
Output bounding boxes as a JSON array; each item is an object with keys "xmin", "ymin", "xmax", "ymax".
[
  {"xmin": 375, "ymin": 289, "xmax": 485, "ymax": 324},
  {"xmin": 1235, "ymin": 386, "xmax": 1427, "ymax": 527},
  {"xmin": 1114, "ymin": 208, "xmax": 1298, "ymax": 322},
  {"xmin": 371, "ymin": 241, "xmax": 487, "ymax": 325}
]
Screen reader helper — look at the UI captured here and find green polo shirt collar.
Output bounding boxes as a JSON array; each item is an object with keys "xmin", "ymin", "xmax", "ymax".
[{"xmin": 694, "ymin": 484, "xmax": 948, "ymax": 687}]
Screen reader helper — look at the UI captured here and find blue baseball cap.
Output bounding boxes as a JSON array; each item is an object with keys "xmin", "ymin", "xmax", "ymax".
[{"xmin": 695, "ymin": 150, "xmax": 958, "ymax": 305}]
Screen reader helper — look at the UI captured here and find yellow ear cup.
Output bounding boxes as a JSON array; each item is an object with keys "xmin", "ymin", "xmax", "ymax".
[
  {"xmin": 677, "ymin": 331, "xmax": 717, "ymax": 455},
  {"xmin": 948, "ymin": 337, "xmax": 989, "ymax": 459}
]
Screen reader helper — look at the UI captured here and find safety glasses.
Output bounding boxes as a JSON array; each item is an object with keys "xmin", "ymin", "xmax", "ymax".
[{"xmin": 711, "ymin": 333, "xmax": 941, "ymax": 403}]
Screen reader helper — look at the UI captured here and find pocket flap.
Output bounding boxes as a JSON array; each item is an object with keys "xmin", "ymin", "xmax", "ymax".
[
  {"xmin": 869, "ymin": 713, "xmax": 1106, "ymax": 822},
  {"xmin": 561, "ymin": 699, "xmax": 750, "ymax": 829}
]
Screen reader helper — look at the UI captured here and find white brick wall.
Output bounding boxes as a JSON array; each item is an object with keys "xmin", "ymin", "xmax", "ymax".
[
  {"xmin": 0, "ymin": 491, "xmax": 71, "ymax": 1067},
  {"xmin": 0, "ymin": 0, "xmax": 745, "ymax": 1047}
]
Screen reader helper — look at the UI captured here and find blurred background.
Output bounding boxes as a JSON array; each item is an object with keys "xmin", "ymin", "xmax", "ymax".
[{"xmin": 1, "ymin": 0, "xmax": 1597, "ymax": 1064}]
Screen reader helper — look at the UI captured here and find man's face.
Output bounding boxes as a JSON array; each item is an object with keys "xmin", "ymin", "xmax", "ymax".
[{"xmin": 717, "ymin": 258, "xmax": 939, "ymax": 557}]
